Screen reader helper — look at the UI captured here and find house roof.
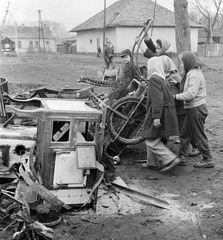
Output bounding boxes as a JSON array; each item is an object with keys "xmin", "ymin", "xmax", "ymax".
[
  {"xmin": 1, "ymin": 36, "xmax": 14, "ymax": 44},
  {"xmin": 1, "ymin": 25, "xmax": 54, "ymax": 39},
  {"xmin": 70, "ymin": 0, "xmax": 201, "ymax": 32}
]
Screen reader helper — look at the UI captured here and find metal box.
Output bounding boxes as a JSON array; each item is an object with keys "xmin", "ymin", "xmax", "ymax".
[{"xmin": 5, "ymin": 98, "xmax": 104, "ymax": 206}]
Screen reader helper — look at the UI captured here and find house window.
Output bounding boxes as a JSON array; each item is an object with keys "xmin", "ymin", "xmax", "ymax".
[
  {"xmin": 18, "ymin": 41, "xmax": 22, "ymax": 49},
  {"xmin": 46, "ymin": 41, "xmax": 49, "ymax": 46},
  {"xmin": 90, "ymin": 39, "xmax": 92, "ymax": 44},
  {"xmin": 29, "ymin": 41, "xmax": 33, "ymax": 47},
  {"xmin": 35, "ymin": 41, "xmax": 38, "ymax": 48}
]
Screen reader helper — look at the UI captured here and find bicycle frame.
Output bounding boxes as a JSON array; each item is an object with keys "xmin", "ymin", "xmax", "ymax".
[{"xmin": 109, "ymin": 81, "xmax": 148, "ymax": 142}]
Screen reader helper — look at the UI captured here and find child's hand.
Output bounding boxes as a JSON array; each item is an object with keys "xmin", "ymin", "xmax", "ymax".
[
  {"xmin": 154, "ymin": 119, "xmax": 161, "ymax": 128},
  {"xmin": 168, "ymin": 79, "xmax": 177, "ymax": 85}
]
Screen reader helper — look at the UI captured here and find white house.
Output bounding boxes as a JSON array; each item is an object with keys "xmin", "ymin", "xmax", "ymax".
[
  {"xmin": 70, "ymin": 0, "xmax": 202, "ymax": 54},
  {"xmin": 1, "ymin": 25, "xmax": 56, "ymax": 53}
]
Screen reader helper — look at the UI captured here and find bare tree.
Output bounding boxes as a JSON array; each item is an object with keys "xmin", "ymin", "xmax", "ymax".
[
  {"xmin": 189, "ymin": 0, "xmax": 223, "ymax": 43},
  {"xmin": 174, "ymin": 0, "xmax": 191, "ymax": 55},
  {"xmin": 43, "ymin": 20, "xmax": 67, "ymax": 38}
]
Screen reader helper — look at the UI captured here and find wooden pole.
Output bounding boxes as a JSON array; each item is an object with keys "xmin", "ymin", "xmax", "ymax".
[
  {"xmin": 14, "ymin": 21, "xmax": 18, "ymax": 54},
  {"xmin": 103, "ymin": 0, "xmax": 106, "ymax": 53}
]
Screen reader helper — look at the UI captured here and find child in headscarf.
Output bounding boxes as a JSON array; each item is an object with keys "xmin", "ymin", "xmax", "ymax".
[
  {"xmin": 175, "ymin": 51, "xmax": 213, "ymax": 168},
  {"xmin": 142, "ymin": 57, "xmax": 180, "ymax": 172},
  {"xmin": 161, "ymin": 55, "xmax": 200, "ymax": 158},
  {"xmin": 135, "ymin": 34, "xmax": 174, "ymax": 59}
]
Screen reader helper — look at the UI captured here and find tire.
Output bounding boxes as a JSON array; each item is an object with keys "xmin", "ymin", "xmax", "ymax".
[{"xmin": 107, "ymin": 97, "xmax": 146, "ymax": 145}]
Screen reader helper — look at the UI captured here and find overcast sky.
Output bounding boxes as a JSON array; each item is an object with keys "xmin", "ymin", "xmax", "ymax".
[{"xmin": 0, "ymin": 0, "xmax": 174, "ymax": 31}]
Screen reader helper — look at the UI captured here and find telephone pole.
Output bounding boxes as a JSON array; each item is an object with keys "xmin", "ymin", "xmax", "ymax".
[
  {"xmin": 2, "ymin": 2, "xmax": 10, "ymax": 26},
  {"xmin": 0, "ymin": 2, "xmax": 11, "ymax": 56},
  {"xmin": 37, "ymin": 10, "xmax": 46, "ymax": 52},
  {"xmin": 14, "ymin": 21, "xmax": 18, "ymax": 53},
  {"xmin": 103, "ymin": 0, "xmax": 106, "ymax": 53}
]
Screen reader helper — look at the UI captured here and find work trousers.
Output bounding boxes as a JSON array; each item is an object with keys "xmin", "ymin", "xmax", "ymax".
[
  {"xmin": 104, "ymin": 57, "xmax": 114, "ymax": 69},
  {"xmin": 178, "ymin": 114, "xmax": 196, "ymax": 149},
  {"xmin": 179, "ymin": 104, "xmax": 212, "ymax": 159},
  {"xmin": 145, "ymin": 138, "xmax": 177, "ymax": 166}
]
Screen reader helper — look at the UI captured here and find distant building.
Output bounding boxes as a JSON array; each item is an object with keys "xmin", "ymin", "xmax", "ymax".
[
  {"xmin": 198, "ymin": 27, "xmax": 223, "ymax": 44},
  {"xmin": 70, "ymin": 0, "xmax": 203, "ymax": 54},
  {"xmin": 1, "ymin": 25, "xmax": 56, "ymax": 53},
  {"xmin": 198, "ymin": 27, "xmax": 223, "ymax": 57},
  {"xmin": 1, "ymin": 36, "xmax": 15, "ymax": 52},
  {"xmin": 56, "ymin": 34, "xmax": 77, "ymax": 54}
]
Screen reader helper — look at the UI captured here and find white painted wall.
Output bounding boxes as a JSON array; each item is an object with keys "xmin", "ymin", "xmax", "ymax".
[
  {"xmin": 76, "ymin": 28, "xmax": 117, "ymax": 53},
  {"xmin": 76, "ymin": 26, "xmax": 199, "ymax": 53},
  {"xmin": 116, "ymin": 26, "xmax": 199, "ymax": 53},
  {"xmin": 10, "ymin": 37, "xmax": 56, "ymax": 53}
]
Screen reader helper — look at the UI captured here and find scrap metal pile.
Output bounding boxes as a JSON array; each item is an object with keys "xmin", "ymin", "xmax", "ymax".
[{"xmin": 0, "ymin": 19, "xmax": 169, "ymax": 239}]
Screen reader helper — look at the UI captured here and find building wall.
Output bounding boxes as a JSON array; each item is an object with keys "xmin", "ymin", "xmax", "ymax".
[
  {"xmin": 76, "ymin": 26, "xmax": 199, "ymax": 54},
  {"xmin": 76, "ymin": 29, "xmax": 117, "ymax": 53},
  {"xmin": 116, "ymin": 27, "xmax": 198, "ymax": 53},
  {"xmin": 9, "ymin": 37, "xmax": 56, "ymax": 53}
]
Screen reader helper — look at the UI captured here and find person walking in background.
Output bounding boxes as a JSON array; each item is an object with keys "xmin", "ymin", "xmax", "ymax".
[
  {"xmin": 142, "ymin": 57, "xmax": 180, "ymax": 172},
  {"xmin": 104, "ymin": 41, "xmax": 114, "ymax": 69},
  {"xmin": 97, "ymin": 46, "xmax": 101, "ymax": 57},
  {"xmin": 175, "ymin": 51, "xmax": 214, "ymax": 168}
]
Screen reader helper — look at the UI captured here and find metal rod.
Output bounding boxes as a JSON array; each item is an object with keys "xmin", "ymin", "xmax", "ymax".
[{"xmin": 112, "ymin": 182, "xmax": 170, "ymax": 209}]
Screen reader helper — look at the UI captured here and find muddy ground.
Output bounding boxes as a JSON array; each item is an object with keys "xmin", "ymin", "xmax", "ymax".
[{"xmin": 1, "ymin": 53, "xmax": 223, "ymax": 240}]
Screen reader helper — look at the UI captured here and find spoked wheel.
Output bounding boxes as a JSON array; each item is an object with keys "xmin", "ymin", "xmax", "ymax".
[{"xmin": 107, "ymin": 96, "xmax": 146, "ymax": 145}]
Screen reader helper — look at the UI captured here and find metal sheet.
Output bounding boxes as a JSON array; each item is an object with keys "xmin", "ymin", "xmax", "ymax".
[
  {"xmin": 43, "ymin": 99, "xmax": 102, "ymax": 114},
  {"xmin": 53, "ymin": 151, "xmax": 85, "ymax": 186}
]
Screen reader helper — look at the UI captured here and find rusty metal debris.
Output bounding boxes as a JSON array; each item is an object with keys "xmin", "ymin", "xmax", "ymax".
[
  {"xmin": 0, "ymin": 22, "xmax": 170, "ymax": 238},
  {"xmin": 0, "ymin": 188, "xmax": 54, "ymax": 240},
  {"xmin": 111, "ymin": 182, "xmax": 170, "ymax": 210},
  {"xmin": 78, "ymin": 76, "xmax": 118, "ymax": 87}
]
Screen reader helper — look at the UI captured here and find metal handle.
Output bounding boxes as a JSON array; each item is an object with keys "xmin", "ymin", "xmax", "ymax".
[
  {"xmin": 0, "ymin": 77, "xmax": 8, "ymax": 87},
  {"xmin": 5, "ymin": 105, "xmax": 47, "ymax": 120},
  {"xmin": 133, "ymin": 18, "xmax": 153, "ymax": 70}
]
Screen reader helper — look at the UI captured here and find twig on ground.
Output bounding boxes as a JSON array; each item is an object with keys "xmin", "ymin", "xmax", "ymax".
[{"xmin": 197, "ymin": 211, "xmax": 206, "ymax": 240}]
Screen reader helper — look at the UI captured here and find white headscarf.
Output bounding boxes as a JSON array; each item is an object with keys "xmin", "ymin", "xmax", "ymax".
[
  {"xmin": 160, "ymin": 55, "xmax": 178, "ymax": 76},
  {"xmin": 147, "ymin": 57, "xmax": 166, "ymax": 80}
]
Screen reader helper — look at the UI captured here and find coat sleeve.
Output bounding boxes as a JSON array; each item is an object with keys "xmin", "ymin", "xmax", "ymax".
[
  {"xmin": 133, "ymin": 64, "xmax": 142, "ymax": 80},
  {"xmin": 144, "ymin": 49, "xmax": 155, "ymax": 59},
  {"xmin": 176, "ymin": 75, "xmax": 200, "ymax": 101},
  {"xmin": 144, "ymin": 38, "xmax": 156, "ymax": 53},
  {"xmin": 139, "ymin": 38, "xmax": 156, "ymax": 59},
  {"xmin": 149, "ymin": 77, "xmax": 164, "ymax": 119}
]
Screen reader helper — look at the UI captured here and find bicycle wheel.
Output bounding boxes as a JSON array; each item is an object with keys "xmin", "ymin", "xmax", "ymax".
[{"xmin": 107, "ymin": 96, "xmax": 146, "ymax": 145}]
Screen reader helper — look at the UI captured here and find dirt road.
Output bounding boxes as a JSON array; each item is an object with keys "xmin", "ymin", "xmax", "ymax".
[{"xmin": 1, "ymin": 53, "xmax": 223, "ymax": 240}]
